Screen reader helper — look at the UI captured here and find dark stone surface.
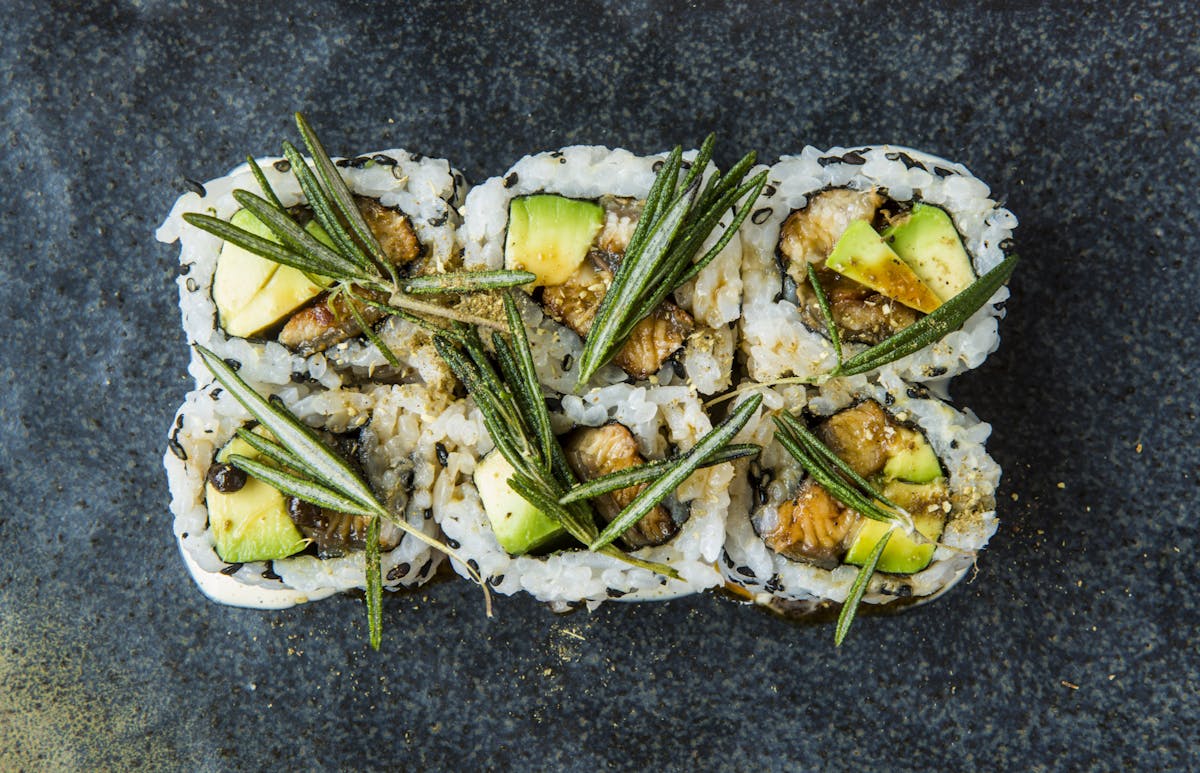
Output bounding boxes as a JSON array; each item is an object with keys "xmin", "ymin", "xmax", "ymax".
[{"xmin": 1, "ymin": 0, "xmax": 1196, "ymax": 769}]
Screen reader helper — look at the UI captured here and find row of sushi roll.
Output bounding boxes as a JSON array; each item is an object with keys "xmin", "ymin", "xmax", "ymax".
[{"xmin": 160, "ymin": 115, "xmax": 1015, "ymax": 643}]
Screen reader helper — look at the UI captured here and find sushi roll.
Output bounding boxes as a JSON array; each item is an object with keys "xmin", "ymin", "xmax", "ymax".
[
  {"xmin": 164, "ymin": 377, "xmax": 453, "ymax": 608},
  {"xmin": 157, "ymin": 143, "xmax": 467, "ymax": 391},
  {"xmin": 739, "ymin": 146, "xmax": 1017, "ymax": 385},
  {"xmin": 430, "ymin": 382, "xmax": 735, "ymax": 609},
  {"xmin": 460, "ymin": 145, "xmax": 745, "ymax": 396},
  {"xmin": 721, "ymin": 369, "xmax": 1000, "ymax": 611}
]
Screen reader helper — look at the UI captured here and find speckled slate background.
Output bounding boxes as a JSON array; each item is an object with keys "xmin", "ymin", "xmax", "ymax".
[{"xmin": 1, "ymin": 1, "xmax": 1196, "ymax": 769}]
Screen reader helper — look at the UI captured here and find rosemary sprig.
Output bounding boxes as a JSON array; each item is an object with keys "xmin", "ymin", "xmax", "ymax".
[
  {"xmin": 195, "ymin": 345, "xmax": 493, "ymax": 649},
  {"xmin": 432, "ymin": 292, "xmax": 691, "ymax": 577},
  {"xmin": 773, "ymin": 412, "xmax": 910, "ymax": 527},
  {"xmin": 588, "ymin": 393, "xmax": 762, "ymax": 550},
  {"xmin": 575, "ymin": 138, "xmax": 768, "ymax": 387},
  {"xmin": 835, "ymin": 530, "xmax": 891, "ymax": 647},
  {"xmin": 559, "ymin": 444, "xmax": 759, "ymax": 504},
  {"xmin": 807, "ymin": 262, "xmax": 842, "ymax": 371},
  {"xmin": 831, "ymin": 253, "xmax": 1019, "ymax": 378},
  {"xmin": 182, "ymin": 112, "xmax": 529, "ymax": 362}
]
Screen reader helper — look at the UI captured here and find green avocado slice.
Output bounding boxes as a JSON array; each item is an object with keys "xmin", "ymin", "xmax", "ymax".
[
  {"xmin": 825, "ymin": 220, "xmax": 943, "ymax": 314},
  {"xmin": 883, "ymin": 427, "xmax": 943, "ymax": 484},
  {"xmin": 504, "ymin": 194, "xmax": 604, "ymax": 287},
  {"xmin": 212, "ymin": 209, "xmax": 335, "ymax": 337},
  {"xmin": 882, "ymin": 203, "xmax": 976, "ymax": 302},
  {"xmin": 205, "ymin": 428, "xmax": 309, "ymax": 564},
  {"xmin": 474, "ymin": 451, "xmax": 566, "ymax": 555}
]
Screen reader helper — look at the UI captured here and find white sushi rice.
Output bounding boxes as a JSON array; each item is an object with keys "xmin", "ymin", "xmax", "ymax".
[
  {"xmin": 722, "ymin": 368, "xmax": 1001, "ymax": 607},
  {"xmin": 460, "ymin": 145, "xmax": 742, "ymax": 396},
  {"xmin": 163, "ymin": 379, "xmax": 454, "ymax": 608},
  {"xmin": 156, "ymin": 150, "xmax": 466, "ymax": 390},
  {"xmin": 431, "ymin": 383, "xmax": 732, "ymax": 609},
  {"xmin": 739, "ymin": 145, "xmax": 1017, "ymax": 385}
]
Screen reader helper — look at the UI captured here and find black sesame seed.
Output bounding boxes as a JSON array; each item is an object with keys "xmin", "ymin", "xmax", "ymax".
[
  {"xmin": 558, "ymin": 157, "xmax": 566, "ymax": 164},
  {"xmin": 549, "ymin": 151, "xmax": 563, "ymax": 159},
  {"xmin": 411, "ymin": 152, "xmax": 425, "ymax": 162},
  {"xmin": 207, "ymin": 463, "xmax": 248, "ymax": 493},
  {"xmin": 503, "ymin": 172, "xmax": 519, "ymax": 188},
  {"xmin": 561, "ymin": 353, "xmax": 573, "ymax": 372},
  {"xmin": 722, "ymin": 550, "xmax": 736, "ymax": 569},
  {"xmin": 423, "ymin": 508, "xmax": 432, "ymax": 520},
  {"xmin": 178, "ymin": 263, "xmax": 192, "ymax": 276},
  {"xmin": 386, "ymin": 563, "xmax": 411, "ymax": 582},
  {"xmin": 467, "ymin": 559, "xmax": 480, "ymax": 575},
  {"xmin": 751, "ymin": 207, "xmax": 772, "ymax": 225},
  {"xmin": 950, "ymin": 439, "xmax": 959, "ymax": 449},
  {"xmin": 418, "ymin": 558, "xmax": 434, "ymax": 577},
  {"xmin": 261, "ymin": 562, "xmax": 282, "ymax": 581},
  {"xmin": 652, "ymin": 160, "xmax": 665, "ymax": 173},
  {"xmin": 544, "ymin": 396, "xmax": 562, "ymax": 413},
  {"xmin": 737, "ymin": 565, "xmax": 755, "ymax": 579},
  {"xmin": 446, "ymin": 538, "xmax": 460, "ymax": 550},
  {"xmin": 927, "ymin": 366, "xmax": 948, "ymax": 377},
  {"xmin": 884, "ymin": 393, "xmax": 896, "ymax": 406},
  {"xmin": 335, "ymin": 158, "xmax": 352, "ymax": 168},
  {"xmin": 181, "ymin": 532, "xmax": 189, "ymax": 539},
  {"xmin": 183, "ymin": 177, "xmax": 207, "ymax": 197},
  {"xmin": 671, "ymin": 358, "xmax": 687, "ymax": 379},
  {"xmin": 223, "ymin": 358, "xmax": 241, "ymax": 372},
  {"xmin": 429, "ymin": 213, "xmax": 448, "ymax": 227},
  {"xmin": 436, "ymin": 442, "xmax": 449, "ymax": 467},
  {"xmin": 211, "ymin": 388, "xmax": 222, "ymax": 400},
  {"xmin": 680, "ymin": 160, "xmax": 691, "ymax": 170},
  {"xmin": 273, "ymin": 159, "xmax": 291, "ymax": 173},
  {"xmin": 817, "ymin": 156, "xmax": 839, "ymax": 167},
  {"xmin": 168, "ymin": 437, "xmax": 187, "ymax": 461},
  {"xmin": 606, "ymin": 588, "xmax": 627, "ymax": 598},
  {"xmin": 763, "ymin": 184, "xmax": 777, "ymax": 197},
  {"xmin": 372, "ymin": 154, "xmax": 397, "ymax": 166},
  {"xmin": 933, "ymin": 166, "xmax": 954, "ymax": 178},
  {"xmin": 841, "ymin": 151, "xmax": 867, "ymax": 165},
  {"xmin": 185, "ymin": 278, "xmax": 198, "ymax": 292},
  {"xmin": 897, "ymin": 584, "xmax": 913, "ymax": 597},
  {"xmin": 488, "ymin": 574, "xmax": 506, "ymax": 587},
  {"xmin": 219, "ymin": 563, "xmax": 243, "ymax": 576}
]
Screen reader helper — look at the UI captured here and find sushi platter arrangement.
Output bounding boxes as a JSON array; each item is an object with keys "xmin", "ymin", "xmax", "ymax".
[{"xmin": 160, "ymin": 114, "xmax": 1016, "ymax": 647}]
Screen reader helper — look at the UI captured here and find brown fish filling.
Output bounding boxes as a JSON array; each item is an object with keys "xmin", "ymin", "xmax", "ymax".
[
  {"xmin": 754, "ymin": 400, "xmax": 945, "ymax": 568},
  {"xmin": 277, "ymin": 196, "xmax": 423, "ymax": 355},
  {"xmin": 779, "ymin": 189, "xmax": 919, "ymax": 345},
  {"xmin": 540, "ymin": 196, "xmax": 693, "ymax": 379},
  {"xmin": 563, "ymin": 423, "xmax": 680, "ymax": 549}
]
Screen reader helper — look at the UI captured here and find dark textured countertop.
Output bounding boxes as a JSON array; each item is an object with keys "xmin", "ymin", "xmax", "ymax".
[{"xmin": 2, "ymin": 1, "xmax": 1196, "ymax": 769}]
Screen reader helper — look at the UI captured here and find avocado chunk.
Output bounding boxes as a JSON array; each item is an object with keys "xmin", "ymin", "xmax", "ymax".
[
  {"xmin": 825, "ymin": 220, "xmax": 942, "ymax": 314},
  {"xmin": 882, "ymin": 204, "xmax": 976, "ymax": 302},
  {"xmin": 504, "ymin": 195, "xmax": 604, "ymax": 287},
  {"xmin": 212, "ymin": 209, "xmax": 335, "ymax": 337},
  {"xmin": 843, "ymin": 509, "xmax": 946, "ymax": 574},
  {"xmin": 474, "ymin": 451, "xmax": 565, "ymax": 555},
  {"xmin": 883, "ymin": 427, "xmax": 943, "ymax": 484},
  {"xmin": 205, "ymin": 428, "xmax": 309, "ymax": 564},
  {"xmin": 844, "ymin": 477, "xmax": 949, "ymax": 574}
]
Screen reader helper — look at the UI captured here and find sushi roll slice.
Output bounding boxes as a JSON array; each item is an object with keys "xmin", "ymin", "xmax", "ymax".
[
  {"xmin": 460, "ymin": 146, "xmax": 745, "ymax": 396},
  {"xmin": 164, "ymin": 377, "xmax": 453, "ymax": 608},
  {"xmin": 430, "ymin": 382, "xmax": 735, "ymax": 609},
  {"xmin": 721, "ymin": 369, "xmax": 1000, "ymax": 612},
  {"xmin": 157, "ymin": 143, "xmax": 467, "ymax": 391},
  {"xmin": 739, "ymin": 146, "xmax": 1017, "ymax": 385}
]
